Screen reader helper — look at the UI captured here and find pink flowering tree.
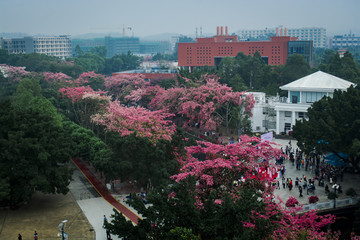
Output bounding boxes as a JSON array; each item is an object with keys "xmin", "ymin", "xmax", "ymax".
[
  {"xmin": 75, "ymin": 71, "xmax": 106, "ymax": 89},
  {"xmin": 105, "ymin": 74, "xmax": 150, "ymax": 104},
  {"xmin": 91, "ymin": 100, "xmax": 176, "ymax": 143},
  {"xmin": 148, "ymin": 75, "xmax": 254, "ymax": 133},
  {"xmin": 175, "ymin": 76, "xmax": 254, "ymax": 132},
  {"xmin": 171, "ymin": 135, "xmax": 282, "ymax": 207},
  {"xmin": 149, "ymin": 86, "xmax": 186, "ymax": 113},
  {"xmin": 58, "ymin": 86, "xmax": 109, "ymax": 128},
  {"xmin": 42, "ymin": 72, "xmax": 73, "ymax": 88},
  {"xmin": 0, "ymin": 64, "xmax": 32, "ymax": 82},
  {"xmin": 126, "ymin": 85, "xmax": 164, "ymax": 108},
  {"xmin": 106, "ymin": 135, "xmax": 337, "ymax": 239}
]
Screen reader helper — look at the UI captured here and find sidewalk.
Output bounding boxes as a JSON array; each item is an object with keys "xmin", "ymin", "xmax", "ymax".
[
  {"xmin": 70, "ymin": 159, "xmax": 142, "ymax": 240},
  {"xmin": 72, "ymin": 158, "xmax": 141, "ymax": 224}
]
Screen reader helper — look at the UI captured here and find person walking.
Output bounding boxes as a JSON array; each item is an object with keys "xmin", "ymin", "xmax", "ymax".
[
  {"xmin": 299, "ymin": 186, "xmax": 303, "ymax": 197},
  {"xmin": 34, "ymin": 231, "xmax": 38, "ymax": 240},
  {"xmin": 106, "ymin": 229, "xmax": 112, "ymax": 240},
  {"xmin": 103, "ymin": 215, "xmax": 108, "ymax": 228},
  {"xmin": 18, "ymin": 233, "xmax": 22, "ymax": 240}
]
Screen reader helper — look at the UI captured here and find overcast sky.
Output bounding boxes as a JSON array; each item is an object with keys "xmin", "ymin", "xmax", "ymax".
[{"xmin": 1, "ymin": 0, "xmax": 359, "ymax": 38}]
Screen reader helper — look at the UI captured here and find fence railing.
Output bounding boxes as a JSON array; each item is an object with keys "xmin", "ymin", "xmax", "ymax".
[{"xmin": 301, "ymin": 197, "xmax": 360, "ymax": 212}]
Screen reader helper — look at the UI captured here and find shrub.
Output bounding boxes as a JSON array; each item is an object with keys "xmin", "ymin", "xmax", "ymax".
[
  {"xmin": 346, "ymin": 188, "xmax": 357, "ymax": 197},
  {"xmin": 327, "ymin": 192, "xmax": 338, "ymax": 200},
  {"xmin": 308, "ymin": 195, "xmax": 319, "ymax": 204},
  {"xmin": 285, "ymin": 196, "xmax": 299, "ymax": 208}
]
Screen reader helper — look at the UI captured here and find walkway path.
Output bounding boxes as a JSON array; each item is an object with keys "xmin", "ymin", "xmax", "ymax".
[{"xmin": 72, "ymin": 158, "xmax": 141, "ymax": 224}]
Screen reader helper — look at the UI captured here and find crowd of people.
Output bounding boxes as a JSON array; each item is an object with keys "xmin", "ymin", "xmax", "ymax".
[{"xmin": 277, "ymin": 140, "xmax": 345, "ymax": 200}]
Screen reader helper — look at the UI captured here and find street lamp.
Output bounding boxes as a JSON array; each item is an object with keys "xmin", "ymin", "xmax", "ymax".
[
  {"xmin": 332, "ymin": 184, "xmax": 339, "ymax": 209},
  {"xmin": 58, "ymin": 220, "xmax": 68, "ymax": 240}
]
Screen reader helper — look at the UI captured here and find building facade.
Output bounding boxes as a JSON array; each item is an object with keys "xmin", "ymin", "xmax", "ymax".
[
  {"xmin": 274, "ymin": 71, "xmax": 356, "ymax": 135},
  {"xmin": 105, "ymin": 36, "xmax": 140, "ymax": 58},
  {"xmin": 247, "ymin": 92, "xmax": 277, "ymax": 133},
  {"xmin": 248, "ymin": 71, "xmax": 356, "ymax": 135},
  {"xmin": 238, "ymin": 27, "xmax": 327, "ymax": 48},
  {"xmin": 329, "ymin": 34, "xmax": 360, "ymax": 48},
  {"xmin": 178, "ymin": 26, "xmax": 313, "ymax": 69},
  {"xmin": 71, "ymin": 38, "xmax": 105, "ymax": 55},
  {"xmin": 0, "ymin": 36, "xmax": 72, "ymax": 59}
]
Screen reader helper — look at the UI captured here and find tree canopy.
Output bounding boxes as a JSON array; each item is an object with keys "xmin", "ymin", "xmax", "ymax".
[
  {"xmin": 293, "ymin": 86, "xmax": 360, "ymax": 169},
  {"xmin": 0, "ymin": 78, "xmax": 73, "ymax": 206},
  {"xmin": 105, "ymin": 136, "xmax": 336, "ymax": 240}
]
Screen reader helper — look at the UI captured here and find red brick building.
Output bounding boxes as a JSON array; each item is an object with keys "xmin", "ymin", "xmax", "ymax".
[{"xmin": 178, "ymin": 26, "xmax": 305, "ymax": 68}]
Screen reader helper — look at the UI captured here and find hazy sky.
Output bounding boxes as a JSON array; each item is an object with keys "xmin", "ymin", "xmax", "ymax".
[{"xmin": 1, "ymin": 0, "xmax": 360, "ymax": 38}]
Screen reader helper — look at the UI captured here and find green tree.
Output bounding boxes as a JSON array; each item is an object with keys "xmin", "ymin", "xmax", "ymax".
[
  {"xmin": 119, "ymin": 51, "xmax": 142, "ymax": 71},
  {"xmin": 281, "ymin": 54, "xmax": 311, "ymax": 86},
  {"xmin": 340, "ymin": 51, "xmax": 360, "ymax": 84},
  {"xmin": 328, "ymin": 53, "xmax": 343, "ymax": 77},
  {"xmin": 91, "ymin": 46, "xmax": 107, "ymax": 58},
  {"xmin": 73, "ymin": 52, "xmax": 105, "ymax": 73},
  {"xmin": 74, "ymin": 44, "xmax": 84, "ymax": 57},
  {"xmin": 104, "ymin": 128, "xmax": 186, "ymax": 191},
  {"xmin": 293, "ymin": 86, "xmax": 360, "ymax": 170},
  {"xmin": 0, "ymin": 79, "xmax": 73, "ymax": 206},
  {"xmin": 218, "ymin": 56, "xmax": 246, "ymax": 91}
]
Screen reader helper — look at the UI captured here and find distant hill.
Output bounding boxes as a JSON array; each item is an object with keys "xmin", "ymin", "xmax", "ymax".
[
  {"xmin": 141, "ymin": 33, "xmax": 181, "ymax": 41},
  {"xmin": 72, "ymin": 32, "xmax": 182, "ymax": 41},
  {"xmin": 72, "ymin": 32, "xmax": 124, "ymax": 39},
  {"xmin": 0, "ymin": 32, "xmax": 30, "ymax": 38}
]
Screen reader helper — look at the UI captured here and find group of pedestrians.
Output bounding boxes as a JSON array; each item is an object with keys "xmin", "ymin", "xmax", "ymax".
[
  {"xmin": 279, "ymin": 140, "xmax": 347, "ymax": 202},
  {"xmin": 280, "ymin": 175, "xmax": 316, "ymax": 197},
  {"xmin": 17, "ymin": 231, "xmax": 38, "ymax": 240}
]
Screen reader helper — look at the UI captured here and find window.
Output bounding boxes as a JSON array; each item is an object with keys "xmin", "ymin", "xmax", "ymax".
[
  {"xmin": 298, "ymin": 112, "xmax": 305, "ymax": 118},
  {"xmin": 285, "ymin": 111, "xmax": 292, "ymax": 117}
]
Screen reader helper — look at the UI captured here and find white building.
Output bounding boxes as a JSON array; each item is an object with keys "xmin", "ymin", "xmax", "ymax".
[
  {"xmin": 0, "ymin": 36, "xmax": 72, "ymax": 59},
  {"xmin": 274, "ymin": 71, "xmax": 356, "ymax": 134},
  {"xmin": 330, "ymin": 34, "xmax": 360, "ymax": 48},
  {"xmin": 238, "ymin": 27, "xmax": 327, "ymax": 48},
  {"xmin": 247, "ymin": 92, "xmax": 278, "ymax": 133}
]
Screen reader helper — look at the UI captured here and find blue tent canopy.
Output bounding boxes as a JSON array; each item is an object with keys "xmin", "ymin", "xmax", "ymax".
[
  {"xmin": 324, "ymin": 152, "xmax": 348, "ymax": 161},
  {"xmin": 325, "ymin": 159, "xmax": 347, "ymax": 167},
  {"xmin": 324, "ymin": 152, "xmax": 348, "ymax": 167}
]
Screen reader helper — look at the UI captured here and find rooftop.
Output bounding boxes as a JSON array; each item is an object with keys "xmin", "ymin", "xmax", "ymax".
[{"xmin": 280, "ymin": 71, "xmax": 356, "ymax": 92}]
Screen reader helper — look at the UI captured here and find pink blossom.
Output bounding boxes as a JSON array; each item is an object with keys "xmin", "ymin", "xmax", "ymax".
[
  {"xmin": 91, "ymin": 100, "xmax": 176, "ymax": 143},
  {"xmin": 0, "ymin": 64, "xmax": 31, "ymax": 82}
]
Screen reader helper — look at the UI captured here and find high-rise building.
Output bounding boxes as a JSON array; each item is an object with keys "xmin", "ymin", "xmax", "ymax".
[
  {"xmin": 238, "ymin": 27, "xmax": 327, "ymax": 48},
  {"xmin": 139, "ymin": 41, "xmax": 171, "ymax": 55},
  {"xmin": 330, "ymin": 34, "xmax": 360, "ymax": 48},
  {"xmin": 0, "ymin": 35, "xmax": 72, "ymax": 59},
  {"xmin": 72, "ymin": 38, "xmax": 105, "ymax": 54},
  {"xmin": 104, "ymin": 36, "xmax": 140, "ymax": 58},
  {"xmin": 72, "ymin": 37, "xmax": 170, "ymax": 57},
  {"xmin": 178, "ymin": 26, "xmax": 313, "ymax": 69}
]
